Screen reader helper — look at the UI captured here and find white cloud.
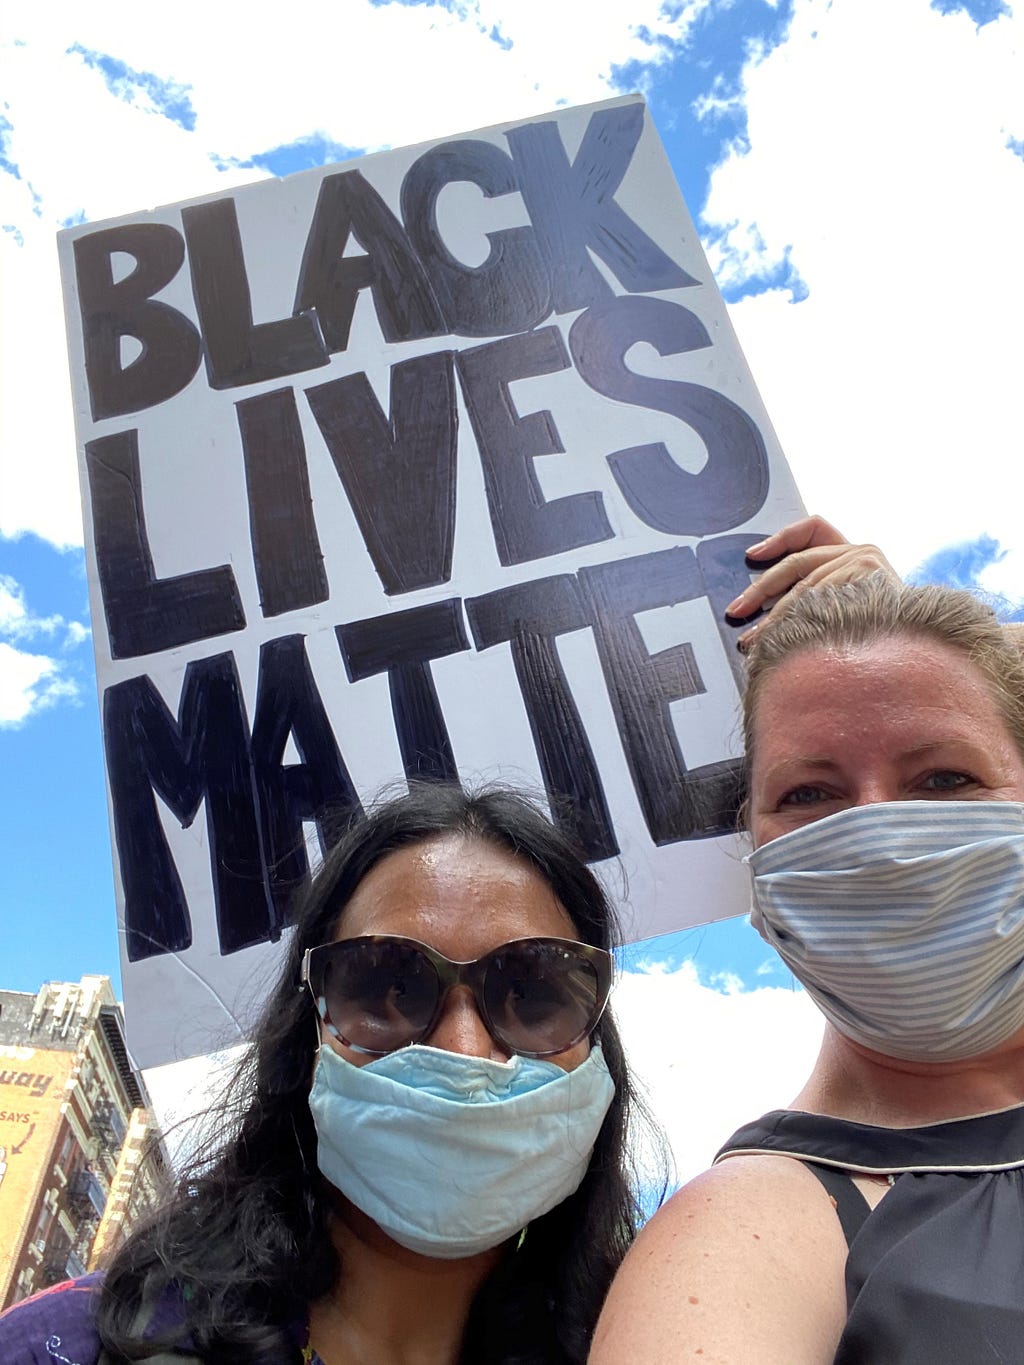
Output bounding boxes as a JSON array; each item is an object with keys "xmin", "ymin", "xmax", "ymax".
[
  {"xmin": 0, "ymin": 638, "xmax": 79, "ymax": 724},
  {"xmin": 0, "ymin": 572, "xmax": 89, "ymax": 722},
  {"xmin": 979, "ymin": 543, "xmax": 1024, "ymax": 608},
  {"xmin": 702, "ymin": 0, "xmax": 1024, "ymax": 578},
  {"xmin": 1, "ymin": 1, "xmax": 709, "ymax": 547},
  {"xmin": 63, "ymin": 618, "xmax": 91, "ymax": 647},
  {"xmin": 0, "ymin": 571, "xmax": 90, "ymax": 645},
  {"xmin": 142, "ymin": 1045, "xmax": 246, "ymax": 1170},
  {"xmin": 614, "ymin": 961, "xmax": 823, "ymax": 1185},
  {"xmin": 9, "ymin": 1, "xmax": 711, "ymax": 168},
  {"xmin": 6, "ymin": 0, "xmax": 1020, "ymax": 577},
  {"xmin": 0, "ymin": 572, "xmax": 61, "ymax": 637}
]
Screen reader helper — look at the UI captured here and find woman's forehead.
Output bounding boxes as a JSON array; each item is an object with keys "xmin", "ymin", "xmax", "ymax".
[
  {"xmin": 332, "ymin": 834, "xmax": 577, "ymax": 950},
  {"xmin": 752, "ymin": 636, "xmax": 1009, "ymax": 753}
]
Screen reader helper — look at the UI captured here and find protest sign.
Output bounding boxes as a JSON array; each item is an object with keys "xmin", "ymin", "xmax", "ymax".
[{"xmin": 58, "ymin": 94, "xmax": 803, "ymax": 1068}]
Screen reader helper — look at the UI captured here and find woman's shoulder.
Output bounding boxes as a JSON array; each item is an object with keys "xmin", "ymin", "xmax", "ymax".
[
  {"xmin": 591, "ymin": 1156, "xmax": 850, "ymax": 1364},
  {"xmin": 635, "ymin": 1151, "xmax": 848, "ymax": 1262},
  {"xmin": 0, "ymin": 1273, "xmax": 105, "ymax": 1365}
]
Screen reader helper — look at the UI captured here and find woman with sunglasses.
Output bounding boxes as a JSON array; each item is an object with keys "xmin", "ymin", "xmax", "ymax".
[
  {"xmin": 592, "ymin": 572, "xmax": 1024, "ymax": 1364},
  {"xmin": 0, "ymin": 784, "xmax": 654, "ymax": 1365}
]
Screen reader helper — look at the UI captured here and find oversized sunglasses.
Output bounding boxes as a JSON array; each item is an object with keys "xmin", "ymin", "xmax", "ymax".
[{"xmin": 301, "ymin": 934, "xmax": 613, "ymax": 1058}]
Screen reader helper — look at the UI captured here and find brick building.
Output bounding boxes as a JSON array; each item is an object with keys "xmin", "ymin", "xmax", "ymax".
[{"xmin": 0, "ymin": 975, "xmax": 170, "ymax": 1309}]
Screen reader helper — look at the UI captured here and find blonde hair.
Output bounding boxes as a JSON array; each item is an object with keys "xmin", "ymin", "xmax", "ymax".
[{"xmin": 742, "ymin": 572, "xmax": 1024, "ymax": 775}]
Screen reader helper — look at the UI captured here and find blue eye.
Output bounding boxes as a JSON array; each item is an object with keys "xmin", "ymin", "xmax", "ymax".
[
  {"xmin": 921, "ymin": 770, "xmax": 973, "ymax": 792},
  {"xmin": 779, "ymin": 785, "xmax": 829, "ymax": 807}
]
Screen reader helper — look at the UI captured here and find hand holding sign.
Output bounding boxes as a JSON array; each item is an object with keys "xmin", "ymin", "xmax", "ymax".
[{"xmin": 726, "ymin": 514, "xmax": 897, "ymax": 649}]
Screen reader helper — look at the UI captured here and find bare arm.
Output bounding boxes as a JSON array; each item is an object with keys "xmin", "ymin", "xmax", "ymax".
[{"xmin": 590, "ymin": 1156, "xmax": 849, "ymax": 1365}]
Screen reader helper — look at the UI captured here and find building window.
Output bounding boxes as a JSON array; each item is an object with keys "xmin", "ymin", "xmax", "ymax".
[{"xmin": 34, "ymin": 1204, "xmax": 54, "ymax": 1241}]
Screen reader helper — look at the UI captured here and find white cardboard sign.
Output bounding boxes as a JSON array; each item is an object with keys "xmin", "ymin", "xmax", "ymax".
[{"xmin": 59, "ymin": 95, "xmax": 803, "ymax": 1069}]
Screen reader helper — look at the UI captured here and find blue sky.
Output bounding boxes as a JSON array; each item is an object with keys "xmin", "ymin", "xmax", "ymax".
[{"xmin": 2, "ymin": 0, "xmax": 1022, "ymax": 1173}]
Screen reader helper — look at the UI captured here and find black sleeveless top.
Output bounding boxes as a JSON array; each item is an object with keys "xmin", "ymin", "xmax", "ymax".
[{"xmin": 716, "ymin": 1104, "xmax": 1024, "ymax": 1364}]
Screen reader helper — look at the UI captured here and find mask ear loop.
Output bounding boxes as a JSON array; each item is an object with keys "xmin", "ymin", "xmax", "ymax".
[
  {"xmin": 300, "ymin": 970, "xmax": 329, "ymax": 1058},
  {"xmin": 311, "ymin": 1002, "xmax": 326, "ymax": 1055}
]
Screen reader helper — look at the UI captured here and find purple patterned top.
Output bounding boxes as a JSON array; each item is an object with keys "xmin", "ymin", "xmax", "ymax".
[
  {"xmin": 0, "ymin": 1275, "xmax": 323, "ymax": 1364},
  {"xmin": 0, "ymin": 1276, "xmax": 105, "ymax": 1365}
]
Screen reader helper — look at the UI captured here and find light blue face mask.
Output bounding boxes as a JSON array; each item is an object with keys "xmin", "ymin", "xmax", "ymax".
[
  {"xmin": 308, "ymin": 1042, "xmax": 615, "ymax": 1259},
  {"xmin": 748, "ymin": 800, "xmax": 1024, "ymax": 1062}
]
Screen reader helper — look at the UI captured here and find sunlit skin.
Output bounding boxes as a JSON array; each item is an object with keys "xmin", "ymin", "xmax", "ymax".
[
  {"xmin": 749, "ymin": 636, "xmax": 1024, "ymax": 1089},
  {"xmin": 307, "ymin": 834, "xmax": 591, "ymax": 1365},
  {"xmin": 320, "ymin": 833, "xmax": 591, "ymax": 1071},
  {"xmin": 745, "ymin": 635, "xmax": 1024, "ymax": 1096},
  {"xmin": 589, "ymin": 634, "xmax": 1024, "ymax": 1365},
  {"xmin": 750, "ymin": 636, "xmax": 1024, "ymax": 846}
]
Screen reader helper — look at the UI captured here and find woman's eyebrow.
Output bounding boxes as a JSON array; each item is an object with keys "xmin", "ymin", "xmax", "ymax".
[
  {"xmin": 759, "ymin": 757, "xmax": 840, "ymax": 781},
  {"xmin": 899, "ymin": 739, "xmax": 984, "ymax": 759}
]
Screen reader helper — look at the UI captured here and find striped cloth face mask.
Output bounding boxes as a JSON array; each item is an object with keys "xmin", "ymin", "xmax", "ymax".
[{"xmin": 747, "ymin": 801, "xmax": 1024, "ymax": 1062}]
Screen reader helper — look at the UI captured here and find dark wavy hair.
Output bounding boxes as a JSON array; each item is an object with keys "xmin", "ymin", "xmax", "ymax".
[{"xmin": 96, "ymin": 783, "xmax": 663, "ymax": 1364}]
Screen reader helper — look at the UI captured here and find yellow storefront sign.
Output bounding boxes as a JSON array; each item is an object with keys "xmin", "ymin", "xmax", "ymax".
[{"xmin": 0, "ymin": 1046, "xmax": 75, "ymax": 1294}]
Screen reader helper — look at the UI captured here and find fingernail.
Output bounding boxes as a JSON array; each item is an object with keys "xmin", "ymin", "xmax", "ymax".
[
  {"xmin": 745, "ymin": 539, "xmax": 769, "ymax": 556},
  {"xmin": 725, "ymin": 594, "xmax": 747, "ymax": 616},
  {"xmin": 725, "ymin": 605, "xmax": 763, "ymax": 627}
]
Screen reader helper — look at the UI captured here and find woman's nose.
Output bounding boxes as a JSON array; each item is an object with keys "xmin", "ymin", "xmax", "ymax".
[
  {"xmin": 427, "ymin": 985, "xmax": 509, "ymax": 1062},
  {"xmin": 853, "ymin": 779, "xmax": 900, "ymax": 808}
]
